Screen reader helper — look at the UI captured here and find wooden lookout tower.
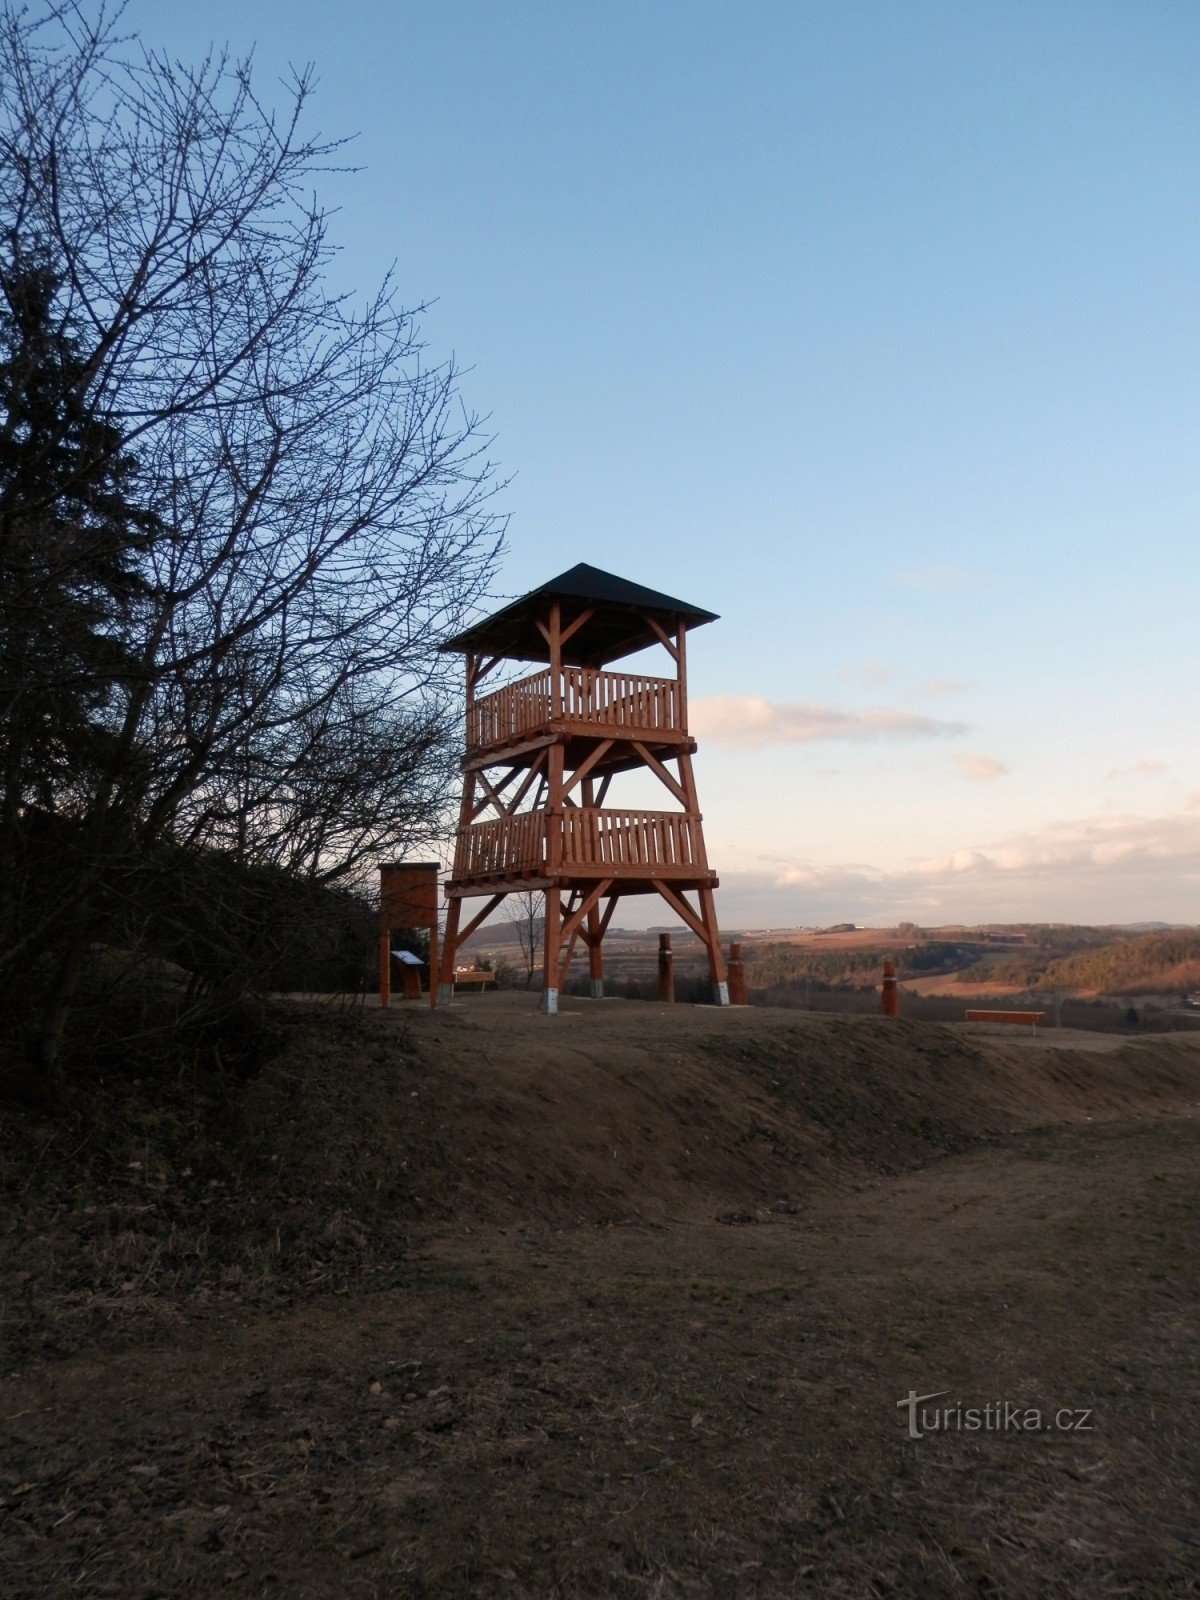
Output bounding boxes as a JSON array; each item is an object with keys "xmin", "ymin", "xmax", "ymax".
[{"xmin": 435, "ymin": 564, "xmax": 730, "ymax": 1012}]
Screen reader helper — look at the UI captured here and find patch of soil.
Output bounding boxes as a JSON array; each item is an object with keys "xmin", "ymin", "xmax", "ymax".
[{"xmin": 2, "ymin": 997, "xmax": 1199, "ymax": 1595}]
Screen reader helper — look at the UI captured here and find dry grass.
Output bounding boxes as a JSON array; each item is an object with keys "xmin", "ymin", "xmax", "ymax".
[{"xmin": 2, "ymin": 997, "xmax": 1199, "ymax": 1596}]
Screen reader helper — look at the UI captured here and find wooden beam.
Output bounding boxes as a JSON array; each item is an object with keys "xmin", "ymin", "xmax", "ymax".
[
  {"xmin": 630, "ymin": 741, "xmax": 688, "ymax": 807},
  {"xmin": 470, "ymin": 767, "xmax": 519, "ymax": 821},
  {"xmin": 563, "ymin": 738, "xmax": 615, "ymax": 797},
  {"xmin": 650, "ymin": 879, "xmax": 709, "ymax": 943},
  {"xmin": 697, "ymin": 883, "xmax": 727, "ymax": 987},
  {"xmin": 437, "ymin": 897, "xmax": 463, "ymax": 1003},
  {"xmin": 560, "ymin": 878, "xmax": 612, "ymax": 949},
  {"xmin": 463, "ymin": 734, "xmax": 554, "ymax": 773},
  {"xmin": 557, "ymin": 879, "xmax": 612, "ymax": 984},
  {"xmin": 641, "ymin": 612, "xmax": 680, "ymax": 662},
  {"xmin": 495, "ymin": 756, "xmax": 545, "ymax": 818},
  {"xmin": 457, "ymin": 892, "xmax": 506, "ymax": 948},
  {"xmin": 598, "ymin": 894, "xmax": 622, "ymax": 939},
  {"xmin": 556, "ymin": 889, "xmax": 583, "ymax": 982},
  {"xmin": 559, "ymin": 604, "xmax": 597, "ymax": 647},
  {"xmin": 545, "ymin": 731, "xmax": 564, "ymax": 876},
  {"xmin": 467, "ymin": 653, "xmax": 503, "ymax": 696},
  {"xmin": 541, "ymin": 884, "xmax": 561, "ymax": 1010},
  {"xmin": 676, "ymin": 751, "xmax": 708, "ymax": 869},
  {"xmin": 548, "ymin": 601, "xmax": 562, "ymax": 721},
  {"xmin": 677, "ymin": 623, "xmax": 688, "ymax": 735}
]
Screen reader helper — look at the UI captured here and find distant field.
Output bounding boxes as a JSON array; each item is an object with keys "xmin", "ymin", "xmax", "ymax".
[{"xmin": 463, "ymin": 921, "xmax": 1200, "ymax": 1030}]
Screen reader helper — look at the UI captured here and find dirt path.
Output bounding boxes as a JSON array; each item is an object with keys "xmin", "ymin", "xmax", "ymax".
[{"xmin": 4, "ymin": 1107, "xmax": 1198, "ymax": 1598}]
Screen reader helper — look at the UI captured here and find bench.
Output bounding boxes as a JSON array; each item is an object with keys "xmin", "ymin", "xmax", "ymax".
[
  {"xmin": 451, "ymin": 967, "xmax": 496, "ymax": 992},
  {"xmin": 965, "ymin": 1009, "xmax": 1046, "ymax": 1027}
]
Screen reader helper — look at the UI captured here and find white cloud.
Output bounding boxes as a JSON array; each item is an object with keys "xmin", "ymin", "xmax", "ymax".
[
  {"xmin": 1105, "ymin": 759, "xmax": 1167, "ymax": 781},
  {"xmin": 712, "ymin": 807, "xmax": 1200, "ymax": 926},
  {"xmin": 955, "ymin": 753, "xmax": 1007, "ymax": 781},
  {"xmin": 690, "ymin": 695, "xmax": 968, "ymax": 749}
]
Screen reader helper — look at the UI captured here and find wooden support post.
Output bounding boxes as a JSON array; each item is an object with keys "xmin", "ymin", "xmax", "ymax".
[
  {"xmin": 379, "ymin": 931, "xmax": 391, "ymax": 1008},
  {"xmin": 437, "ymin": 898, "xmax": 461, "ymax": 1007},
  {"xmin": 539, "ymin": 615, "xmax": 565, "ymax": 1020},
  {"xmin": 557, "ymin": 880, "xmax": 611, "ymax": 989},
  {"xmin": 548, "ymin": 600, "xmax": 562, "ymax": 720},
  {"xmin": 677, "ymin": 622, "xmax": 688, "ymax": 736},
  {"xmin": 682, "ymin": 763, "xmax": 710, "ymax": 872},
  {"xmin": 658, "ymin": 932, "xmax": 674, "ymax": 1003},
  {"xmin": 698, "ymin": 885, "xmax": 729, "ymax": 1004},
  {"xmin": 540, "ymin": 885, "xmax": 561, "ymax": 1014},
  {"xmin": 727, "ymin": 942, "xmax": 747, "ymax": 1005},
  {"xmin": 881, "ymin": 958, "xmax": 899, "ymax": 1017},
  {"xmin": 587, "ymin": 903, "xmax": 604, "ymax": 997}
]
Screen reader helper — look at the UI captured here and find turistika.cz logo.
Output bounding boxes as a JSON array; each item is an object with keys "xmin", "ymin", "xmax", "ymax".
[{"xmin": 898, "ymin": 1390, "xmax": 1094, "ymax": 1441}]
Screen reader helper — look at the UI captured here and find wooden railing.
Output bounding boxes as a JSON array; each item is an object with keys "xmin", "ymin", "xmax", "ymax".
[
  {"xmin": 467, "ymin": 670, "xmax": 553, "ymax": 748},
  {"xmin": 453, "ymin": 808, "xmax": 702, "ymax": 880},
  {"xmin": 467, "ymin": 667, "xmax": 680, "ymax": 748},
  {"xmin": 560, "ymin": 808, "xmax": 699, "ymax": 871},
  {"xmin": 453, "ymin": 810, "xmax": 546, "ymax": 879}
]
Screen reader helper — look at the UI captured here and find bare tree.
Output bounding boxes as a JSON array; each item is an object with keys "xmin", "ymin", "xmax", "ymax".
[
  {"xmin": 0, "ymin": 3, "xmax": 504, "ymax": 1086},
  {"xmin": 504, "ymin": 890, "xmax": 544, "ymax": 989}
]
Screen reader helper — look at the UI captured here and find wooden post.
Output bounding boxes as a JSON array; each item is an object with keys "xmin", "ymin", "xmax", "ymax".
[
  {"xmin": 540, "ymin": 885, "xmax": 561, "ymax": 1013},
  {"xmin": 581, "ymin": 774, "xmax": 604, "ymax": 997},
  {"xmin": 587, "ymin": 904, "xmax": 604, "ymax": 997},
  {"xmin": 677, "ymin": 750, "xmax": 709, "ymax": 871},
  {"xmin": 677, "ymin": 622, "xmax": 688, "ymax": 735},
  {"xmin": 433, "ymin": 757, "xmax": 475, "ymax": 1011},
  {"xmin": 437, "ymin": 898, "xmax": 460, "ymax": 1007},
  {"xmin": 881, "ymin": 958, "xmax": 899, "ymax": 1017},
  {"xmin": 727, "ymin": 942, "xmax": 747, "ymax": 1005},
  {"xmin": 658, "ymin": 932, "xmax": 674, "ymax": 1002},
  {"xmin": 548, "ymin": 599, "xmax": 562, "ymax": 719},
  {"xmin": 698, "ymin": 885, "xmax": 728, "ymax": 1004}
]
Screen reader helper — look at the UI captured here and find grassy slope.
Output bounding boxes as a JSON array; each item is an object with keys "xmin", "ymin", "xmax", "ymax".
[
  {"xmin": 3, "ymin": 997, "xmax": 1200, "ymax": 1597},
  {"xmin": 5, "ymin": 997, "xmax": 1200, "ymax": 1362}
]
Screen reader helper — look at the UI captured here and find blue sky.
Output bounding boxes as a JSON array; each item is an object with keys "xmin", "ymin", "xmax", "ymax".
[{"xmin": 130, "ymin": 0, "xmax": 1200, "ymax": 926}]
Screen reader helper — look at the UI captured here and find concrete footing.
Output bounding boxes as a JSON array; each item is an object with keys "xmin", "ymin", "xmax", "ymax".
[{"xmin": 539, "ymin": 986, "xmax": 559, "ymax": 1015}]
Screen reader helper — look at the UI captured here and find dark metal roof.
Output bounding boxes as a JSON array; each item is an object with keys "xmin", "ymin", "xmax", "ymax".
[{"xmin": 440, "ymin": 562, "xmax": 719, "ymax": 666}]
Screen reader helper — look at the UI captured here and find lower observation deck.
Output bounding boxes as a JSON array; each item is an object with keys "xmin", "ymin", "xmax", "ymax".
[{"xmin": 447, "ymin": 807, "xmax": 716, "ymax": 896}]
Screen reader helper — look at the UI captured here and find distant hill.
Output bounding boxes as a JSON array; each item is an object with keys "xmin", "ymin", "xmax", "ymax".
[{"xmin": 1036, "ymin": 929, "xmax": 1200, "ymax": 995}]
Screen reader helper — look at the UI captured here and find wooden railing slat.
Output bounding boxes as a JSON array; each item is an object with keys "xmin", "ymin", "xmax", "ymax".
[
  {"xmin": 468, "ymin": 667, "xmax": 683, "ymax": 747},
  {"xmin": 455, "ymin": 807, "xmax": 704, "ymax": 879}
]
